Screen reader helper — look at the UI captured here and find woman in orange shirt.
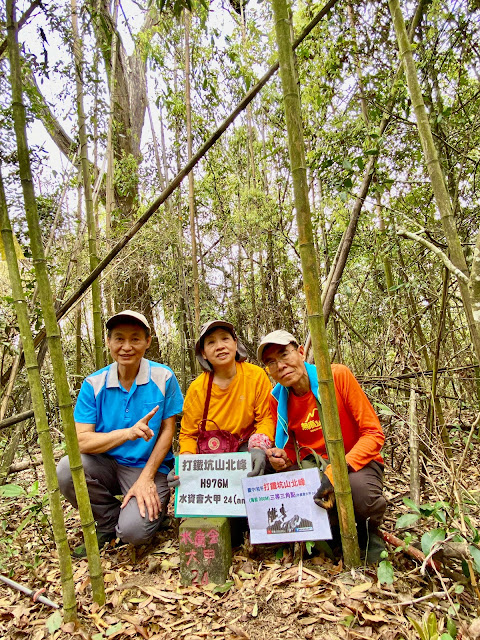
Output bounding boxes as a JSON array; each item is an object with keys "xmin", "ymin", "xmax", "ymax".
[{"xmin": 170, "ymin": 320, "xmax": 275, "ymax": 479}]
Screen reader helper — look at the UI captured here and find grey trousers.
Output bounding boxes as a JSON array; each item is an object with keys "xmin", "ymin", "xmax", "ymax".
[
  {"xmin": 293, "ymin": 458, "xmax": 386, "ymax": 543},
  {"xmin": 56, "ymin": 454, "xmax": 170, "ymax": 545}
]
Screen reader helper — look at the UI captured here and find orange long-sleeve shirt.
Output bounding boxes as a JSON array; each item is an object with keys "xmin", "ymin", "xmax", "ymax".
[
  {"xmin": 179, "ymin": 362, "xmax": 275, "ymax": 454},
  {"xmin": 269, "ymin": 363, "xmax": 384, "ymax": 472}
]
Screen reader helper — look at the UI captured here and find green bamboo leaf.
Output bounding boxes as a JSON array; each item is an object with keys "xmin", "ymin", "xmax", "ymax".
[
  {"xmin": 106, "ymin": 623, "xmax": 123, "ymax": 636},
  {"xmin": 213, "ymin": 580, "xmax": 234, "ymax": 593},
  {"xmin": 427, "ymin": 612, "xmax": 438, "ymax": 636},
  {"xmin": 421, "ymin": 529, "xmax": 446, "ymax": 556},
  {"xmin": 408, "ymin": 617, "xmax": 427, "ymax": 640}
]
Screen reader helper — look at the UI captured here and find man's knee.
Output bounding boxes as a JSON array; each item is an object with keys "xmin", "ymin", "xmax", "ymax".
[
  {"xmin": 57, "ymin": 456, "xmax": 74, "ymax": 499},
  {"xmin": 353, "ymin": 491, "xmax": 386, "ymax": 525},
  {"xmin": 349, "ymin": 464, "xmax": 386, "ymax": 525},
  {"xmin": 116, "ymin": 503, "xmax": 162, "ymax": 545}
]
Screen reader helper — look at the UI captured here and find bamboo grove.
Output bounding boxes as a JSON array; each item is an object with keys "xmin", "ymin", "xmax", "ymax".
[{"xmin": 0, "ymin": 0, "xmax": 480, "ymax": 614}]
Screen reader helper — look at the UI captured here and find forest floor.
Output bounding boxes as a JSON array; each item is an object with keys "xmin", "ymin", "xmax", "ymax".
[{"xmin": 1, "ymin": 442, "xmax": 480, "ymax": 640}]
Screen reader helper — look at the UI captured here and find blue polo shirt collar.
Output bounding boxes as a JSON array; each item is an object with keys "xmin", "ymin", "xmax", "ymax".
[{"xmin": 106, "ymin": 358, "xmax": 150, "ymax": 389}]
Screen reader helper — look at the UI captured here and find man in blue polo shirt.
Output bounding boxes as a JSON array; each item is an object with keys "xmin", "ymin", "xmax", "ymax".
[{"xmin": 57, "ymin": 310, "xmax": 183, "ymax": 557}]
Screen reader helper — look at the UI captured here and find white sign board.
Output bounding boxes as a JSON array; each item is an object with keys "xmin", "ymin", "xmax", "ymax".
[
  {"xmin": 242, "ymin": 468, "xmax": 332, "ymax": 544},
  {"xmin": 174, "ymin": 452, "xmax": 252, "ymax": 518}
]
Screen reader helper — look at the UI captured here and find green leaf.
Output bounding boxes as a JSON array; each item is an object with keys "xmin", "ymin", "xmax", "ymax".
[
  {"xmin": 342, "ymin": 159, "xmax": 352, "ymax": 170},
  {"xmin": 106, "ymin": 623, "xmax": 123, "ymax": 636},
  {"xmin": 340, "ymin": 614, "xmax": 355, "ymax": 627},
  {"xmin": 421, "ymin": 529, "xmax": 445, "ymax": 556},
  {"xmin": 440, "ymin": 634, "xmax": 454, "ymax": 640},
  {"xmin": 213, "ymin": 580, "xmax": 234, "ymax": 593},
  {"xmin": 373, "ymin": 402, "xmax": 395, "ymax": 416},
  {"xmin": 427, "ymin": 612, "xmax": 438, "ymax": 636},
  {"xmin": 396, "ymin": 513, "xmax": 420, "ymax": 529},
  {"xmin": 0, "ymin": 484, "xmax": 26, "ymax": 497},
  {"xmin": 92, "ymin": 634, "xmax": 104, "ymax": 640},
  {"xmin": 433, "ymin": 510, "xmax": 447, "ymax": 525},
  {"xmin": 469, "ymin": 545, "xmax": 480, "ymax": 573},
  {"xmin": 46, "ymin": 610, "xmax": 62, "ymax": 634},
  {"xmin": 403, "ymin": 498, "xmax": 420, "ymax": 515},
  {"xmin": 447, "ymin": 604, "xmax": 460, "ymax": 617},
  {"xmin": 305, "ymin": 540, "xmax": 315, "ymax": 555},
  {"xmin": 339, "ymin": 191, "xmax": 348, "ymax": 202},
  {"xmin": 377, "ymin": 560, "xmax": 394, "ymax": 584},
  {"xmin": 454, "ymin": 584, "xmax": 464, "ymax": 594},
  {"xmin": 408, "ymin": 616, "xmax": 427, "ymax": 640},
  {"xmin": 447, "ymin": 617, "xmax": 457, "ymax": 637},
  {"xmin": 28, "ymin": 480, "xmax": 39, "ymax": 497}
]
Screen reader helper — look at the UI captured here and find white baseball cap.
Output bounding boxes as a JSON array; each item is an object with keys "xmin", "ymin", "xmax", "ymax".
[
  {"xmin": 106, "ymin": 310, "xmax": 150, "ymax": 332},
  {"xmin": 257, "ymin": 329, "xmax": 297, "ymax": 362}
]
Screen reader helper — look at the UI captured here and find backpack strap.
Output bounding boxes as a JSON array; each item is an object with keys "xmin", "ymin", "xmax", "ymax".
[{"xmin": 199, "ymin": 372, "xmax": 214, "ymax": 432}]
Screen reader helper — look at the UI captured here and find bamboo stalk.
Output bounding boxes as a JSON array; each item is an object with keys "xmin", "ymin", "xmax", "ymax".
[
  {"xmin": 37, "ymin": 0, "xmax": 340, "ymax": 335},
  {"xmin": 388, "ymin": 0, "xmax": 480, "ymax": 365},
  {"xmin": 0, "ymin": 167, "xmax": 76, "ymax": 620},
  {"xmin": 269, "ymin": 0, "xmax": 359, "ymax": 566},
  {"xmin": 185, "ymin": 11, "xmax": 200, "ymax": 337},
  {"xmin": 6, "ymin": 0, "xmax": 105, "ymax": 605},
  {"xmin": 71, "ymin": 0, "xmax": 104, "ymax": 370},
  {"xmin": 409, "ymin": 381, "xmax": 421, "ymax": 504}
]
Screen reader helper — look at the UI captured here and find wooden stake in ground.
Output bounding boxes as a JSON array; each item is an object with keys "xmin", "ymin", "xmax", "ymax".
[
  {"xmin": 7, "ymin": 0, "xmax": 105, "ymax": 605},
  {"xmin": 0, "ymin": 167, "xmax": 77, "ymax": 621},
  {"xmin": 269, "ymin": 0, "xmax": 360, "ymax": 566}
]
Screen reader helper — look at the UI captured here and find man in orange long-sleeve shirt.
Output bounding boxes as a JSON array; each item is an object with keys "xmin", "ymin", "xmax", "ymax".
[{"xmin": 257, "ymin": 330, "xmax": 386, "ymax": 562}]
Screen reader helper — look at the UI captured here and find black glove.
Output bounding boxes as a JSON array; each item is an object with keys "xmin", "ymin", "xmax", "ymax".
[
  {"xmin": 167, "ymin": 468, "xmax": 180, "ymax": 488},
  {"xmin": 313, "ymin": 474, "xmax": 335, "ymax": 510},
  {"xmin": 247, "ymin": 448, "xmax": 267, "ymax": 477}
]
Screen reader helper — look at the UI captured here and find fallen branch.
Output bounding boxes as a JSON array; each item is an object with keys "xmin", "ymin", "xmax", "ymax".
[
  {"xmin": 7, "ymin": 452, "xmax": 62, "ymax": 475},
  {"xmin": 380, "ymin": 530, "xmax": 441, "ymax": 570},
  {"xmin": 0, "ymin": 409, "xmax": 34, "ymax": 431}
]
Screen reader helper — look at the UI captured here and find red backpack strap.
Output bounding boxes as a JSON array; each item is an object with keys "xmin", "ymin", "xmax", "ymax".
[{"xmin": 199, "ymin": 372, "xmax": 214, "ymax": 432}]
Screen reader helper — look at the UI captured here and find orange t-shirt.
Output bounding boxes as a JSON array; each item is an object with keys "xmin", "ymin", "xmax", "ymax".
[
  {"xmin": 179, "ymin": 362, "xmax": 275, "ymax": 454},
  {"xmin": 270, "ymin": 364, "xmax": 384, "ymax": 471}
]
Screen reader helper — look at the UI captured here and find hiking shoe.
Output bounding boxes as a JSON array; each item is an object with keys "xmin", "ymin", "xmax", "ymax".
[
  {"xmin": 365, "ymin": 533, "xmax": 386, "ymax": 564},
  {"xmin": 73, "ymin": 530, "xmax": 117, "ymax": 559}
]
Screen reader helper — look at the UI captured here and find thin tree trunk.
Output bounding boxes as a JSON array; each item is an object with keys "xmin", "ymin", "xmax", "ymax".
[
  {"xmin": 321, "ymin": 0, "xmax": 426, "ymax": 325},
  {"xmin": 409, "ymin": 381, "xmax": 421, "ymax": 504},
  {"xmin": 7, "ymin": 0, "xmax": 105, "ymax": 605},
  {"xmin": 0, "ymin": 166, "xmax": 77, "ymax": 621},
  {"xmin": 71, "ymin": 0, "xmax": 104, "ymax": 371},
  {"xmin": 75, "ymin": 180, "xmax": 83, "ymax": 390},
  {"xmin": 270, "ymin": 0, "xmax": 359, "ymax": 566},
  {"xmin": 185, "ymin": 11, "xmax": 200, "ymax": 336},
  {"xmin": 389, "ymin": 0, "xmax": 480, "ymax": 367}
]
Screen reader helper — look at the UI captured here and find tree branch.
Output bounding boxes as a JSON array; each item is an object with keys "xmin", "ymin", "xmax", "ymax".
[{"xmin": 396, "ymin": 226, "xmax": 469, "ymax": 283}]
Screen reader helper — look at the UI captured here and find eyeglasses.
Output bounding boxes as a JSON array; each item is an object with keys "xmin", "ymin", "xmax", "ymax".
[{"xmin": 264, "ymin": 347, "xmax": 297, "ymax": 373}]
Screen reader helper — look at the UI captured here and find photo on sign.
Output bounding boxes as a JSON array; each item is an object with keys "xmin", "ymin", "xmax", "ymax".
[
  {"xmin": 242, "ymin": 467, "xmax": 331, "ymax": 544},
  {"xmin": 266, "ymin": 503, "xmax": 313, "ymax": 535}
]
